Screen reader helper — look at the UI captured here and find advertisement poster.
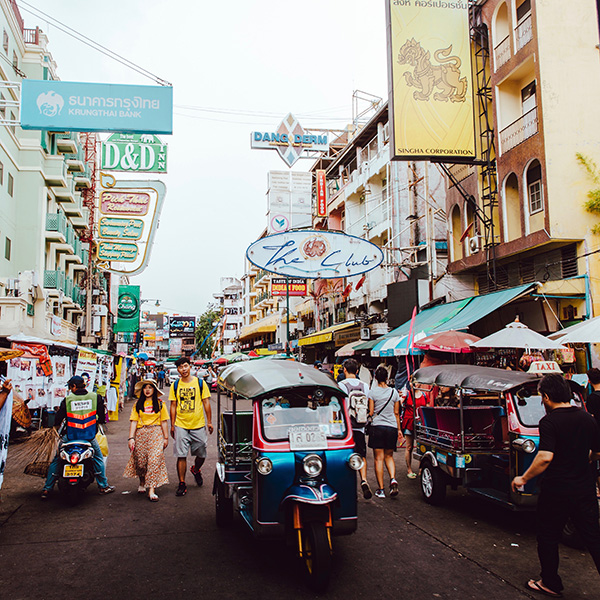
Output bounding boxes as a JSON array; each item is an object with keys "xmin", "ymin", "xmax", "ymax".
[
  {"xmin": 75, "ymin": 349, "xmax": 98, "ymax": 392},
  {"xmin": 387, "ymin": 0, "xmax": 475, "ymax": 162},
  {"xmin": 113, "ymin": 285, "xmax": 141, "ymax": 333}
]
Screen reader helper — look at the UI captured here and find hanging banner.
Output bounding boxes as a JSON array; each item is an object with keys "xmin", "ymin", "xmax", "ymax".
[
  {"xmin": 386, "ymin": 0, "xmax": 475, "ymax": 162},
  {"xmin": 113, "ymin": 285, "xmax": 141, "ymax": 333},
  {"xmin": 75, "ymin": 349, "xmax": 98, "ymax": 392},
  {"xmin": 316, "ymin": 170, "xmax": 327, "ymax": 218},
  {"xmin": 101, "ymin": 133, "xmax": 167, "ymax": 173},
  {"xmin": 247, "ymin": 230, "xmax": 384, "ymax": 279},
  {"xmin": 20, "ymin": 80, "xmax": 173, "ymax": 134}
]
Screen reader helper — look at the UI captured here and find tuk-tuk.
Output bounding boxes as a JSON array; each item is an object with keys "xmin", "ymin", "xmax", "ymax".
[
  {"xmin": 214, "ymin": 359, "xmax": 363, "ymax": 591},
  {"xmin": 410, "ymin": 365, "xmax": 584, "ymax": 510}
]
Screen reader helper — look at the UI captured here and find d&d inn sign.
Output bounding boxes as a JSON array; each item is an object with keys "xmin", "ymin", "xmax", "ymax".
[{"xmin": 246, "ymin": 230, "xmax": 384, "ymax": 280}]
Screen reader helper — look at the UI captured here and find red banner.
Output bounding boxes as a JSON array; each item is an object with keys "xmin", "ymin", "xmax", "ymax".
[
  {"xmin": 11, "ymin": 342, "xmax": 53, "ymax": 376},
  {"xmin": 271, "ymin": 278, "xmax": 307, "ymax": 296},
  {"xmin": 316, "ymin": 169, "xmax": 327, "ymax": 218}
]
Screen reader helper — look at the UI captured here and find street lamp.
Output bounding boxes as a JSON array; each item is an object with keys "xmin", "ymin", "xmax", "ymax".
[{"xmin": 141, "ymin": 299, "xmax": 161, "ymax": 308}]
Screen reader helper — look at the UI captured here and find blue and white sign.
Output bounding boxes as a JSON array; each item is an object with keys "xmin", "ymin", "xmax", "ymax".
[
  {"xmin": 21, "ymin": 80, "xmax": 173, "ymax": 134},
  {"xmin": 246, "ymin": 230, "xmax": 384, "ymax": 279}
]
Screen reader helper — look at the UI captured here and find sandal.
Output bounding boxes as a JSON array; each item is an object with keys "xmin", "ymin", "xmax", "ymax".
[
  {"xmin": 525, "ymin": 579, "xmax": 563, "ymax": 598},
  {"xmin": 148, "ymin": 492, "xmax": 159, "ymax": 502},
  {"xmin": 407, "ymin": 472, "xmax": 417, "ymax": 479}
]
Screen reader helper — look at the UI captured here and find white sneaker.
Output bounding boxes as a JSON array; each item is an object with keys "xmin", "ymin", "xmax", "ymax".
[{"xmin": 374, "ymin": 488, "xmax": 385, "ymax": 498}]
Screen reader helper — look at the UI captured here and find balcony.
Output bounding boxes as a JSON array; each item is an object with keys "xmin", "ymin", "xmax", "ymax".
[
  {"xmin": 43, "ymin": 157, "xmax": 68, "ymax": 187},
  {"xmin": 55, "ymin": 132, "xmax": 78, "ymax": 154},
  {"xmin": 54, "ymin": 178, "xmax": 76, "ymax": 203},
  {"xmin": 44, "ymin": 270, "xmax": 65, "ymax": 292},
  {"xmin": 72, "ymin": 285, "xmax": 83, "ymax": 306},
  {"xmin": 71, "ymin": 208, "xmax": 90, "ymax": 230},
  {"xmin": 494, "ymin": 36, "xmax": 510, "ymax": 70},
  {"xmin": 45, "ymin": 212, "xmax": 67, "ymax": 241},
  {"xmin": 63, "ymin": 193, "xmax": 84, "ymax": 218},
  {"xmin": 499, "ymin": 107, "xmax": 538, "ymax": 154},
  {"xmin": 73, "ymin": 163, "xmax": 92, "ymax": 188},
  {"xmin": 65, "ymin": 147, "xmax": 85, "ymax": 172},
  {"xmin": 516, "ymin": 14, "xmax": 533, "ymax": 52}
]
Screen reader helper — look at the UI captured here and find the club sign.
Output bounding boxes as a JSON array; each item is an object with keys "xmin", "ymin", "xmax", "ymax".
[{"xmin": 246, "ymin": 230, "xmax": 384, "ymax": 279}]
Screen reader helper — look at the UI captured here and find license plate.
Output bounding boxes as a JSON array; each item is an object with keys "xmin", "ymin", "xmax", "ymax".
[
  {"xmin": 289, "ymin": 425, "xmax": 328, "ymax": 451},
  {"xmin": 63, "ymin": 464, "xmax": 83, "ymax": 477}
]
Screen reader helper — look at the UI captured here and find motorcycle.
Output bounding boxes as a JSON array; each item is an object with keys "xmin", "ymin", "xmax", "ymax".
[{"xmin": 56, "ymin": 439, "xmax": 96, "ymax": 503}]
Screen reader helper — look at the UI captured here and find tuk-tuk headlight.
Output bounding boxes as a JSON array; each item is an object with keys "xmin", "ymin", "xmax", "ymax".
[
  {"xmin": 256, "ymin": 457, "xmax": 273, "ymax": 476},
  {"xmin": 512, "ymin": 438, "xmax": 537, "ymax": 454},
  {"xmin": 348, "ymin": 453, "xmax": 364, "ymax": 471},
  {"xmin": 303, "ymin": 454, "xmax": 323, "ymax": 477}
]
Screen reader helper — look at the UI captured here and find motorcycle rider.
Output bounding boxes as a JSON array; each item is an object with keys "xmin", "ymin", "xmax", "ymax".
[{"xmin": 41, "ymin": 375, "xmax": 116, "ymax": 499}]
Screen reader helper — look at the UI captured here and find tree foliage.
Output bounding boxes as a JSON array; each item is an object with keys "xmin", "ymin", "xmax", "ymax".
[
  {"xmin": 576, "ymin": 152, "xmax": 600, "ymax": 234},
  {"xmin": 194, "ymin": 308, "xmax": 220, "ymax": 358}
]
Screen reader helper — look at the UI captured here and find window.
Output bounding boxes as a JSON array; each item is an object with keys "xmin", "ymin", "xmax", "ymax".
[
  {"xmin": 2, "ymin": 30, "xmax": 7, "ymax": 54},
  {"xmin": 7, "ymin": 173, "xmax": 13, "ymax": 197},
  {"xmin": 12, "ymin": 50, "xmax": 17, "ymax": 70},
  {"xmin": 521, "ymin": 81, "xmax": 536, "ymax": 114},
  {"xmin": 0, "ymin": 162, "xmax": 4, "ymax": 185},
  {"xmin": 5, "ymin": 237, "xmax": 11, "ymax": 261},
  {"xmin": 527, "ymin": 161, "xmax": 543, "ymax": 213},
  {"xmin": 516, "ymin": 0, "xmax": 531, "ymax": 23}
]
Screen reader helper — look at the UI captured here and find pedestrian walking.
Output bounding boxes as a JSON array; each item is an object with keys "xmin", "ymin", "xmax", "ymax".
[
  {"xmin": 157, "ymin": 367, "xmax": 166, "ymax": 390},
  {"xmin": 338, "ymin": 358, "xmax": 372, "ymax": 499},
  {"xmin": 368, "ymin": 365, "xmax": 401, "ymax": 499},
  {"xmin": 169, "ymin": 356, "xmax": 213, "ymax": 497},
  {"xmin": 511, "ymin": 373, "xmax": 600, "ymax": 597},
  {"xmin": 124, "ymin": 379, "xmax": 169, "ymax": 502}
]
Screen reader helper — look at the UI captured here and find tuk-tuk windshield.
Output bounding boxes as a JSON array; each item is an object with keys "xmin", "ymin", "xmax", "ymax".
[
  {"xmin": 513, "ymin": 392, "xmax": 546, "ymax": 427},
  {"xmin": 260, "ymin": 393, "xmax": 347, "ymax": 442}
]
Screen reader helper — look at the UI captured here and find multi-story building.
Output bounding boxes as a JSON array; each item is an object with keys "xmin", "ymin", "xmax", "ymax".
[
  {"xmin": 0, "ymin": 1, "xmax": 105, "ymax": 346},
  {"xmin": 213, "ymin": 277, "xmax": 243, "ymax": 355},
  {"xmin": 445, "ymin": 0, "xmax": 600, "ymax": 341}
]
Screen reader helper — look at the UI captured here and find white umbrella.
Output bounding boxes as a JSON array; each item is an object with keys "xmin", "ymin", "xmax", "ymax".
[
  {"xmin": 548, "ymin": 315, "xmax": 600, "ymax": 344},
  {"xmin": 471, "ymin": 318, "xmax": 566, "ymax": 350}
]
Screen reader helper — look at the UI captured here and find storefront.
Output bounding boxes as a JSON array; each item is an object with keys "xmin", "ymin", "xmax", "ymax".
[
  {"xmin": 238, "ymin": 313, "xmax": 280, "ymax": 352},
  {"xmin": 298, "ymin": 321, "xmax": 358, "ymax": 365}
]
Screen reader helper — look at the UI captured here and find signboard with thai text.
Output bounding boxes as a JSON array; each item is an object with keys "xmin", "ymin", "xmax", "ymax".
[
  {"xmin": 21, "ymin": 80, "xmax": 173, "ymax": 134},
  {"xmin": 101, "ymin": 133, "xmax": 167, "ymax": 173},
  {"xmin": 271, "ymin": 278, "xmax": 307, "ymax": 296},
  {"xmin": 247, "ymin": 230, "xmax": 384, "ymax": 279},
  {"xmin": 386, "ymin": 0, "xmax": 475, "ymax": 162}
]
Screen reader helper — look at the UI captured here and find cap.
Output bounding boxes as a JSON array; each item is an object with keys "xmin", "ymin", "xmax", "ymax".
[{"xmin": 67, "ymin": 375, "xmax": 85, "ymax": 388}]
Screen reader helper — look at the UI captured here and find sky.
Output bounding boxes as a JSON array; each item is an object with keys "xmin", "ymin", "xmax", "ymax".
[{"xmin": 19, "ymin": 0, "xmax": 389, "ymax": 317}]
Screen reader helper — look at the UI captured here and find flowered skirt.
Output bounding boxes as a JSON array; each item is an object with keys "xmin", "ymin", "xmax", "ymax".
[{"xmin": 124, "ymin": 425, "xmax": 169, "ymax": 489}]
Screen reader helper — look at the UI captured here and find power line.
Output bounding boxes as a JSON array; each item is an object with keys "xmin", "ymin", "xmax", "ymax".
[{"xmin": 18, "ymin": 1, "xmax": 171, "ymax": 86}]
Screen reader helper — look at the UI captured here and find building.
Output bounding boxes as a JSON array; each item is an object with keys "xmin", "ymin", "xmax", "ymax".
[
  {"xmin": 213, "ymin": 277, "xmax": 243, "ymax": 355},
  {"xmin": 0, "ymin": 1, "xmax": 110, "ymax": 347}
]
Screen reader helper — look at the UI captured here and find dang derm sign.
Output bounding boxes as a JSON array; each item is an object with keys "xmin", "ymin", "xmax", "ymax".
[
  {"xmin": 246, "ymin": 230, "xmax": 384, "ymax": 280},
  {"xmin": 20, "ymin": 80, "xmax": 173, "ymax": 134}
]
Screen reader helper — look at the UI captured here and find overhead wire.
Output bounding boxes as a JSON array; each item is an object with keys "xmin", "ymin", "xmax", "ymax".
[{"xmin": 17, "ymin": 1, "xmax": 171, "ymax": 86}]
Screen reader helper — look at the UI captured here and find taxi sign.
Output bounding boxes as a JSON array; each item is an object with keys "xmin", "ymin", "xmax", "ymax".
[{"xmin": 527, "ymin": 361, "xmax": 562, "ymax": 374}]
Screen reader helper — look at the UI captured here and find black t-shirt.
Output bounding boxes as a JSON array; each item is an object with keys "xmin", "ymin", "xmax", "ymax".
[
  {"xmin": 586, "ymin": 391, "xmax": 600, "ymax": 430},
  {"xmin": 538, "ymin": 406, "xmax": 600, "ymax": 495}
]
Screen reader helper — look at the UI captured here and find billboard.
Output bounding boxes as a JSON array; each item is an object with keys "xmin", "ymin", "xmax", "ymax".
[
  {"xmin": 21, "ymin": 80, "xmax": 173, "ymax": 134},
  {"xmin": 169, "ymin": 316, "xmax": 196, "ymax": 338},
  {"xmin": 316, "ymin": 170, "xmax": 327, "ymax": 218},
  {"xmin": 251, "ymin": 113, "xmax": 329, "ymax": 167},
  {"xmin": 246, "ymin": 230, "xmax": 384, "ymax": 279},
  {"xmin": 271, "ymin": 278, "xmax": 307, "ymax": 296},
  {"xmin": 113, "ymin": 285, "xmax": 140, "ymax": 333},
  {"xmin": 101, "ymin": 133, "xmax": 167, "ymax": 173},
  {"xmin": 267, "ymin": 171, "xmax": 312, "ymax": 234},
  {"xmin": 386, "ymin": 0, "xmax": 475, "ymax": 162}
]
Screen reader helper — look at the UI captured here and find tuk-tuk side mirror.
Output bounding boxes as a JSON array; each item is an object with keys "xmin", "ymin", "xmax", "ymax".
[{"xmin": 516, "ymin": 388, "xmax": 531, "ymax": 406}]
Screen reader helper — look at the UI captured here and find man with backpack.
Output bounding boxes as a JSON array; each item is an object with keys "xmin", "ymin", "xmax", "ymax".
[
  {"xmin": 169, "ymin": 356, "xmax": 213, "ymax": 497},
  {"xmin": 338, "ymin": 358, "xmax": 372, "ymax": 499}
]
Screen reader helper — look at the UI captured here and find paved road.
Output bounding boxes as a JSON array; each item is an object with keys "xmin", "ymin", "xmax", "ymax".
[{"xmin": 1, "ymin": 393, "xmax": 598, "ymax": 599}]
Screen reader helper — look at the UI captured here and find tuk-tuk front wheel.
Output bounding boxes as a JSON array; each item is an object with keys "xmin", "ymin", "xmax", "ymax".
[
  {"xmin": 214, "ymin": 479, "xmax": 233, "ymax": 527},
  {"xmin": 420, "ymin": 458, "xmax": 447, "ymax": 505},
  {"xmin": 301, "ymin": 521, "xmax": 332, "ymax": 592}
]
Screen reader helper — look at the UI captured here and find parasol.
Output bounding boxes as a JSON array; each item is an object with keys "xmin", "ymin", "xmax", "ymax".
[
  {"xmin": 548, "ymin": 315, "xmax": 600, "ymax": 344},
  {"xmin": 414, "ymin": 330, "xmax": 481, "ymax": 354},
  {"xmin": 471, "ymin": 318, "xmax": 566, "ymax": 350}
]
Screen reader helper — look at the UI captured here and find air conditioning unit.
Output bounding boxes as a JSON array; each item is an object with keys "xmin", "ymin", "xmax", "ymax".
[
  {"xmin": 6, "ymin": 278, "xmax": 18, "ymax": 292},
  {"xmin": 468, "ymin": 236, "xmax": 480, "ymax": 254}
]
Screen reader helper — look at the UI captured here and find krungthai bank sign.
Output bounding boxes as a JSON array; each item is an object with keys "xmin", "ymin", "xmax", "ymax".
[
  {"xmin": 251, "ymin": 113, "xmax": 328, "ymax": 167},
  {"xmin": 20, "ymin": 80, "xmax": 173, "ymax": 134}
]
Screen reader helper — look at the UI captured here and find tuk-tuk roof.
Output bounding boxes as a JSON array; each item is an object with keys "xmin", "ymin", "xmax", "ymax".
[
  {"xmin": 219, "ymin": 359, "xmax": 342, "ymax": 399},
  {"xmin": 412, "ymin": 365, "xmax": 539, "ymax": 392}
]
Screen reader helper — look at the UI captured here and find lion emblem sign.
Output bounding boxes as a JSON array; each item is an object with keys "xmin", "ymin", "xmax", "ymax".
[{"xmin": 398, "ymin": 38, "xmax": 467, "ymax": 103}]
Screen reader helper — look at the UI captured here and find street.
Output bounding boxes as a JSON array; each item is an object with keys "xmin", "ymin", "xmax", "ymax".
[{"xmin": 0, "ymin": 393, "xmax": 598, "ymax": 600}]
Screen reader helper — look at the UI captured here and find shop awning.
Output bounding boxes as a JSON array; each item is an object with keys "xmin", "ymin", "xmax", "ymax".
[
  {"xmin": 353, "ymin": 338, "xmax": 381, "ymax": 351},
  {"xmin": 370, "ymin": 283, "xmax": 538, "ymax": 356},
  {"xmin": 335, "ymin": 340, "xmax": 367, "ymax": 357},
  {"xmin": 298, "ymin": 322, "xmax": 356, "ymax": 347},
  {"xmin": 7, "ymin": 333, "xmax": 78, "ymax": 350},
  {"xmin": 239, "ymin": 314, "xmax": 280, "ymax": 340}
]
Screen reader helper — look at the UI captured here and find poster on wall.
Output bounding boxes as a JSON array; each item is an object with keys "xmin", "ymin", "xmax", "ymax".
[
  {"xmin": 386, "ymin": 0, "xmax": 476, "ymax": 162},
  {"xmin": 75, "ymin": 349, "xmax": 98, "ymax": 392}
]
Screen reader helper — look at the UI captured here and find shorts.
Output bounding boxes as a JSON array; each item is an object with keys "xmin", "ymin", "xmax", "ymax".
[
  {"xmin": 368, "ymin": 425, "xmax": 398, "ymax": 451},
  {"xmin": 352, "ymin": 429, "xmax": 366, "ymax": 458},
  {"xmin": 173, "ymin": 426, "xmax": 207, "ymax": 458},
  {"xmin": 402, "ymin": 428, "xmax": 413, "ymax": 437}
]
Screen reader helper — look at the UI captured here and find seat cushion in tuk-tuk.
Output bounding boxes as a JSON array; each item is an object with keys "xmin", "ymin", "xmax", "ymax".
[{"xmin": 221, "ymin": 411, "xmax": 253, "ymax": 445}]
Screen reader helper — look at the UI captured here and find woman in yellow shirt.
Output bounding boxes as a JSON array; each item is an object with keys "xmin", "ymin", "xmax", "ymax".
[{"xmin": 124, "ymin": 379, "xmax": 169, "ymax": 501}]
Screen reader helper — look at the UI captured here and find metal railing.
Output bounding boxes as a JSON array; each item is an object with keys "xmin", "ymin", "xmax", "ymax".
[
  {"xmin": 499, "ymin": 107, "xmax": 538, "ymax": 154},
  {"xmin": 45, "ymin": 212, "xmax": 67, "ymax": 237},
  {"xmin": 44, "ymin": 270, "xmax": 65, "ymax": 290},
  {"xmin": 516, "ymin": 14, "xmax": 533, "ymax": 52},
  {"xmin": 494, "ymin": 35, "xmax": 510, "ymax": 70},
  {"xmin": 23, "ymin": 28, "xmax": 40, "ymax": 45}
]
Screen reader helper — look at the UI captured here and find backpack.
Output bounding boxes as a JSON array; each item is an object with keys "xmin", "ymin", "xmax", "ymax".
[{"xmin": 345, "ymin": 381, "xmax": 369, "ymax": 425}]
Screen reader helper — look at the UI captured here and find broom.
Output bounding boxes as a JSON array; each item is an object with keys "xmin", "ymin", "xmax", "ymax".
[{"xmin": 8, "ymin": 427, "xmax": 60, "ymax": 478}]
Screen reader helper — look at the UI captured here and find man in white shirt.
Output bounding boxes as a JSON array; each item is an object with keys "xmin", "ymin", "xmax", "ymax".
[{"xmin": 338, "ymin": 358, "xmax": 372, "ymax": 499}]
